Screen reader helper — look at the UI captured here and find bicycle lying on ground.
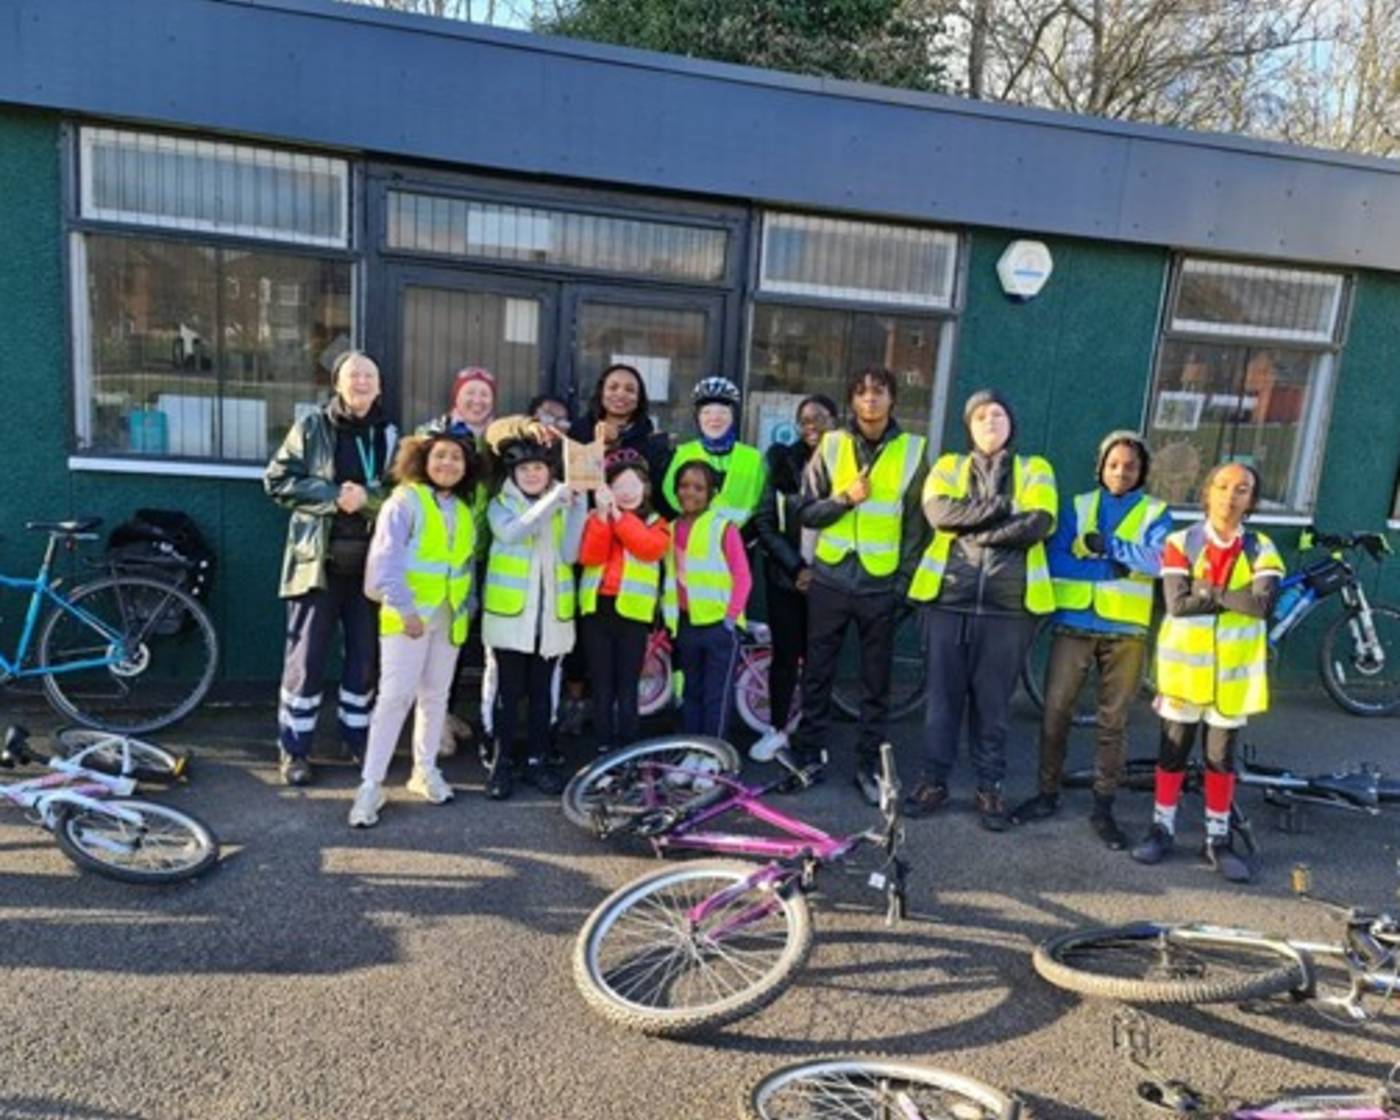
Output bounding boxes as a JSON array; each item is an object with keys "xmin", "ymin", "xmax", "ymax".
[
  {"xmin": 1113, "ymin": 1009, "xmax": 1400, "ymax": 1118},
  {"xmin": 1033, "ymin": 864, "xmax": 1400, "ymax": 1023},
  {"xmin": 743, "ymin": 1057, "xmax": 1023, "ymax": 1119},
  {"xmin": 0, "ymin": 725, "xmax": 218, "ymax": 884},
  {"xmin": 1022, "ymin": 527, "xmax": 1400, "ymax": 726},
  {"xmin": 1061, "ymin": 742, "xmax": 1400, "ymax": 839},
  {"xmin": 0, "ymin": 518, "xmax": 218, "ymax": 733},
  {"xmin": 562, "ymin": 737, "xmax": 907, "ymax": 1036}
]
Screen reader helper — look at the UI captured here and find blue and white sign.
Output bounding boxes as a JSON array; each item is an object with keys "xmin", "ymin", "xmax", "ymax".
[{"xmin": 997, "ymin": 240, "xmax": 1053, "ymax": 300}]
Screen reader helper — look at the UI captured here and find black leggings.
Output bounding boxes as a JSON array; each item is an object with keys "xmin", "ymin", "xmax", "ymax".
[
  {"xmin": 580, "ymin": 597, "xmax": 651, "ymax": 749},
  {"xmin": 492, "ymin": 649, "xmax": 558, "ymax": 763},
  {"xmin": 765, "ymin": 582, "xmax": 806, "ymax": 729},
  {"xmin": 1158, "ymin": 719, "xmax": 1237, "ymax": 774}
]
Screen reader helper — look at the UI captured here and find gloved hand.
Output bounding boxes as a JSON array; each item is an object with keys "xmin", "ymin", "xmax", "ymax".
[{"xmin": 1083, "ymin": 531, "xmax": 1106, "ymax": 556}]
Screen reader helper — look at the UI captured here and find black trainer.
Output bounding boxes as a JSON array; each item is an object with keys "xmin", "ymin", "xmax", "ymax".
[
  {"xmin": 1201, "ymin": 836, "xmax": 1253, "ymax": 883},
  {"xmin": 902, "ymin": 780, "xmax": 950, "ymax": 819},
  {"xmin": 1009, "ymin": 792, "xmax": 1059, "ymax": 825},
  {"xmin": 852, "ymin": 755, "xmax": 881, "ymax": 807},
  {"xmin": 526, "ymin": 758, "xmax": 565, "ymax": 796},
  {"xmin": 1089, "ymin": 795, "xmax": 1128, "ymax": 850},
  {"xmin": 279, "ymin": 750, "xmax": 313, "ymax": 787},
  {"xmin": 975, "ymin": 786, "xmax": 1009, "ymax": 832},
  {"xmin": 1130, "ymin": 824, "xmax": 1174, "ymax": 865}
]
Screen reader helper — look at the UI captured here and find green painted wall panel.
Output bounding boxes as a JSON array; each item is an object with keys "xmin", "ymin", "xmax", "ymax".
[{"xmin": 950, "ymin": 232, "xmax": 1168, "ymax": 481}]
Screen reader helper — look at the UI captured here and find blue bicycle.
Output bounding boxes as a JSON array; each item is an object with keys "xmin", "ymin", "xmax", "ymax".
[{"xmin": 1, "ymin": 518, "xmax": 217, "ymax": 733}]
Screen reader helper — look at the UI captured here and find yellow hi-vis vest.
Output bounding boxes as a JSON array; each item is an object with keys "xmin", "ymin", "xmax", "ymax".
[
  {"xmin": 1050, "ymin": 489, "xmax": 1168, "ymax": 627},
  {"xmin": 482, "ymin": 492, "xmax": 576, "ymax": 621},
  {"xmin": 1155, "ymin": 524, "xmax": 1284, "ymax": 717},
  {"xmin": 380, "ymin": 483, "xmax": 476, "ymax": 645},
  {"xmin": 907, "ymin": 453, "xmax": 1058, "ymax": 613},
  {"xmin": 812, "ymin": 430, "xmax": 927, "ymax": 578},
  {"xmin": 579, "ymin": 513, "xmax": 664, "ymax": 624},
  {"xmin": 662, "ymin": 441, "xmax": 766, "ymax": 528},
  {"xmin": 662, "ymin": 510, "xmax": 741, "ymax": 634}
]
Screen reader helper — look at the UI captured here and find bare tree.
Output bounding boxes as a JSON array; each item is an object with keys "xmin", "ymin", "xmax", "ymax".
[{"xmin": 935, "ymin": 0, "xmax": 1324, "ymax": 135}]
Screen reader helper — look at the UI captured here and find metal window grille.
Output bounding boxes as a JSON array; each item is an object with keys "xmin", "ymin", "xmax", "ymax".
[
  {"xmin": 386, "ymin": 190, "xmax": 728, "ymax": 283},
  {"xmin": 759, "ymin": 211, "xmax": 958, "ymax": 309},
  {"xmin": 79, "ymin": 127, "xmax": 350, "ymax": 248},
  {"xmin": 1170, "ymin": 258, "xmax": 1345, "ymax": 344}
]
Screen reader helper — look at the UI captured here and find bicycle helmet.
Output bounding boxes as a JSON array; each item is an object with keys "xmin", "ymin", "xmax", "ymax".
[
  {"xmin": 497, "ymin": 436, "xmax": 554, "ymax": 470},
  {"xmin": 604, "ymin": 447, "xmax": 649, "ymax": 482},
  {"xmin": 692, "ymin": 376, "xmax": 741, "ymax": 409}
]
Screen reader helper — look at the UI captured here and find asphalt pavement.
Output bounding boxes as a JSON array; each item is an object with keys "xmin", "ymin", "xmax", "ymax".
[{"xmin": 0, "ymin": 689, "xmax": 1396, "ymax": 1119}]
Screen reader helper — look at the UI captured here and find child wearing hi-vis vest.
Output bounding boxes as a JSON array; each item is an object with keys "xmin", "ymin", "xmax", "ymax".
[
  {"xmin": 578, "ymin": 448, "xmax": 671, "ymax": 754},
  {"xmin": 479, "ymin": 418, "xmax": 586, "ymax": 800},
  {"xmin": 663, "ymin": 460, "xmax": 752, "ymax": 738},
  {"xmin": 1130, "ymin": 461, "xmax": 1284, "ymax": 884},
  {"xmin": 351, "ymin": 428, "xmax": 477, "ymax": 829}
]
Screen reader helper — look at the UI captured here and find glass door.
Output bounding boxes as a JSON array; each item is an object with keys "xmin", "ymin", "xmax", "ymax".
[
  {"xmin": 565, "ymin": 286, "xmax": 725, "ymax": 440},
  {"xmin": 388, "ymin": 266, "xmax": 558, "ymax": 430}
]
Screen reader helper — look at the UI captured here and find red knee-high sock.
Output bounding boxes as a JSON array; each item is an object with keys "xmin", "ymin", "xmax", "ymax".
[
  {"xmin": 1152, "ymin": 767, "xmax": 1186, "ymax": 832},
  {"xmin": 1203, "ymin": 769, "xmax": 1235, "ymax": 839}
]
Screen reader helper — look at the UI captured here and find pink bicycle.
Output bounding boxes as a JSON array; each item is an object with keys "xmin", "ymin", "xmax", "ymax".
[
  {"xmin": 562, "ymin": 737, "xmax": 905, "ymax": 1036},
  {"xmin": 637, "ymin": 622, "xmax": 801, "ymax": 735}
]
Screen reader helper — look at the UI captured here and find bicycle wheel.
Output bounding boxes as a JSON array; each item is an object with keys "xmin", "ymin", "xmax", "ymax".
[
  {"xmin": 744, "ymin": 1058, "xmax": 1022, "ymax": 1120},
  {"xmin": 574, "ymin": 859, "xmax": 812, "ymax": 1036},
  {"xmin": 1033, "ymin": 922, "xmax": 1304, "ymax": 1004},
  {"xmin": 54, "ymin": 727, "xmax": 189, "ymax": 781},
  {"xmin": 637, "ymin": 636, "xmax": 672, "ymax": 717},
  {"xmin": 53, "ymin": 798, "xmax": 219, "ymax": 884},
  {"xmin": 38, "ymin": 575, "xmax": 218, "ymax": 734},
  {"xmin": 1320, "ymin": 604, "xmax": 1400, "ymax": 716},
  {"xmin": 833, "ymin": 603, "xmax": 925, "ymax": 722},
  {"xmin": 560, "ymin": 736, "xmax": 742, "ymax": 832},
  {"xmin": 734, "ymin": 649, "xmax": 800, "ymax": 736}
]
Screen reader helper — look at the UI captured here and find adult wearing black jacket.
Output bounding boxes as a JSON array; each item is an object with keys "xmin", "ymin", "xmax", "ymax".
[
  {"xmin": 750, "ymin": 395, "xmax": 838, "ymax": 762},
  {"xmin": 570, "ymin": 363, "xmax": 673, "ymax": 503},
  {"xmin": 790, "ymin": 369, "xmax": 929, "ymax": 802}
]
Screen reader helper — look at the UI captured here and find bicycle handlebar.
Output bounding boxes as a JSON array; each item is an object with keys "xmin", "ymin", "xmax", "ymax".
[{"xmin": 1302, "ymin": 527, "xmax": 1393, "ymax": 561}]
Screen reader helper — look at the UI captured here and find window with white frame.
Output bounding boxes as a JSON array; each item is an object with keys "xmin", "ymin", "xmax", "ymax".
[
  {"xmin": 71, "ymin": 127, "xmax": 355, "ymax": 465},
  {"xmin": 1144, "ymin": 257, "xmax": 1348, "ymax": 514},
  {"xmin": 746, "ymin": 211, "xmax": 959, "ymax": 448}
]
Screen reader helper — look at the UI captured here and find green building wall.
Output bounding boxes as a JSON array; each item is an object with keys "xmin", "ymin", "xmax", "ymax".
[{"xmin": 4, "ymin": 104, "xmax": 1397, "ymax": 690}]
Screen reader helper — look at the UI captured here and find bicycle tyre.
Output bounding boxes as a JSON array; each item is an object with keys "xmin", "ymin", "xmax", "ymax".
[
  {"xmin": 560, "ymin": 736, "xmax": 742, "ymax": 832},
  {"xmin": 54, "ymin": 728, "xmax": 189, "ymax": 781},
  {"xmin": 1062, "ymin": 757, "xmax": 1158, "ymax": 793},
  {"xmin": 637, "ymin": 638, "xmax": 672, "ymax": 717},
  {"xmin": 574, "ymin": 859, "xmax": 812, "ymax": 1036},
  {"xmin": 38, "ymin": 575, "xmax": 218, "ymax": 734},
  {"xmin": 1033, "ymin": 922, "xmax": 1303, "ymax": 1004},
  {"xmin": 1319, "ymin": 604, "xmax": 1400, "ymax": 716},
  {"xmin": 832, "ymin": 603, "xmax": 924, "ymax": 722},
  {"xmin": 53, "ymin": 798, "xmax": 219, "ymax": 884},
  {"xmin": 743, "ymin": 1058, "xmax": 1023, "ymax": 1120},
  {"xmin": 734, "ymin": 649, "xmax": 800, "ymax": 736}
]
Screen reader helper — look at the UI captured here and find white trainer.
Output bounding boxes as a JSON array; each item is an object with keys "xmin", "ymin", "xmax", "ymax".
[
  {"xmin": 407, "ymin": 766, "xmax": 455, "ymax": 804},
  {"xmin": 348, "ymin": 781, "xmax": 386, "ymax": 828},
  {"xmin": 749, "ymin": 728, "xmax": 789, "ymax": 763}
]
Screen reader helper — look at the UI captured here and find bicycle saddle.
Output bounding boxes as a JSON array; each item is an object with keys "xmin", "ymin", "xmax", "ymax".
[
  {"xmin": 25, "ymin": 517, "xmax": 103, "ymax": 536},
  {"xmin": 1311, "ymin": 771, "xmax": 1380, "ymax": 808}
]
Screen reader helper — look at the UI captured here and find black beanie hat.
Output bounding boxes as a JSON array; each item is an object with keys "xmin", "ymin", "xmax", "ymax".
[{"xmin": 963, "ymin": 388, "xmax": 1016, "ymax": 448}]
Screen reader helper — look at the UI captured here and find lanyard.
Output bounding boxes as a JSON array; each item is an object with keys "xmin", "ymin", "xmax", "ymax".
[{"xmin": 355, "ymin": 434, "xmax": 377, "ymax": 486}]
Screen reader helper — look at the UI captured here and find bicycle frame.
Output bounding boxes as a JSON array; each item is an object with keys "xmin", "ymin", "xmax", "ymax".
[
  {"xmin": 0, "ymin": 546, "xmax": 127, "ymax": 680},
  {"xmin": 0, "ymin": 755, "xmax": 137, "ymax": 829}
]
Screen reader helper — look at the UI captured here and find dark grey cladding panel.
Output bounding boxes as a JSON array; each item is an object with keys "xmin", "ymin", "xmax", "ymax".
[{"xmin": 5, "ymin": 0, "xmax": 1400, "ymax": 271}]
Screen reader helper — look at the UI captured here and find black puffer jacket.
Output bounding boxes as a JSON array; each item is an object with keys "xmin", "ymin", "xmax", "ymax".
[
  {"xmin": 753, "ymin": 440, "xmax": 813, "ymax": 594},
  {"xmin": 923, "ymin": 448, "xmax": 1053, "ymax": 616},
  {"xmin": 570, "ymin": 409, "xmax": 673, "ymax": 508}
]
